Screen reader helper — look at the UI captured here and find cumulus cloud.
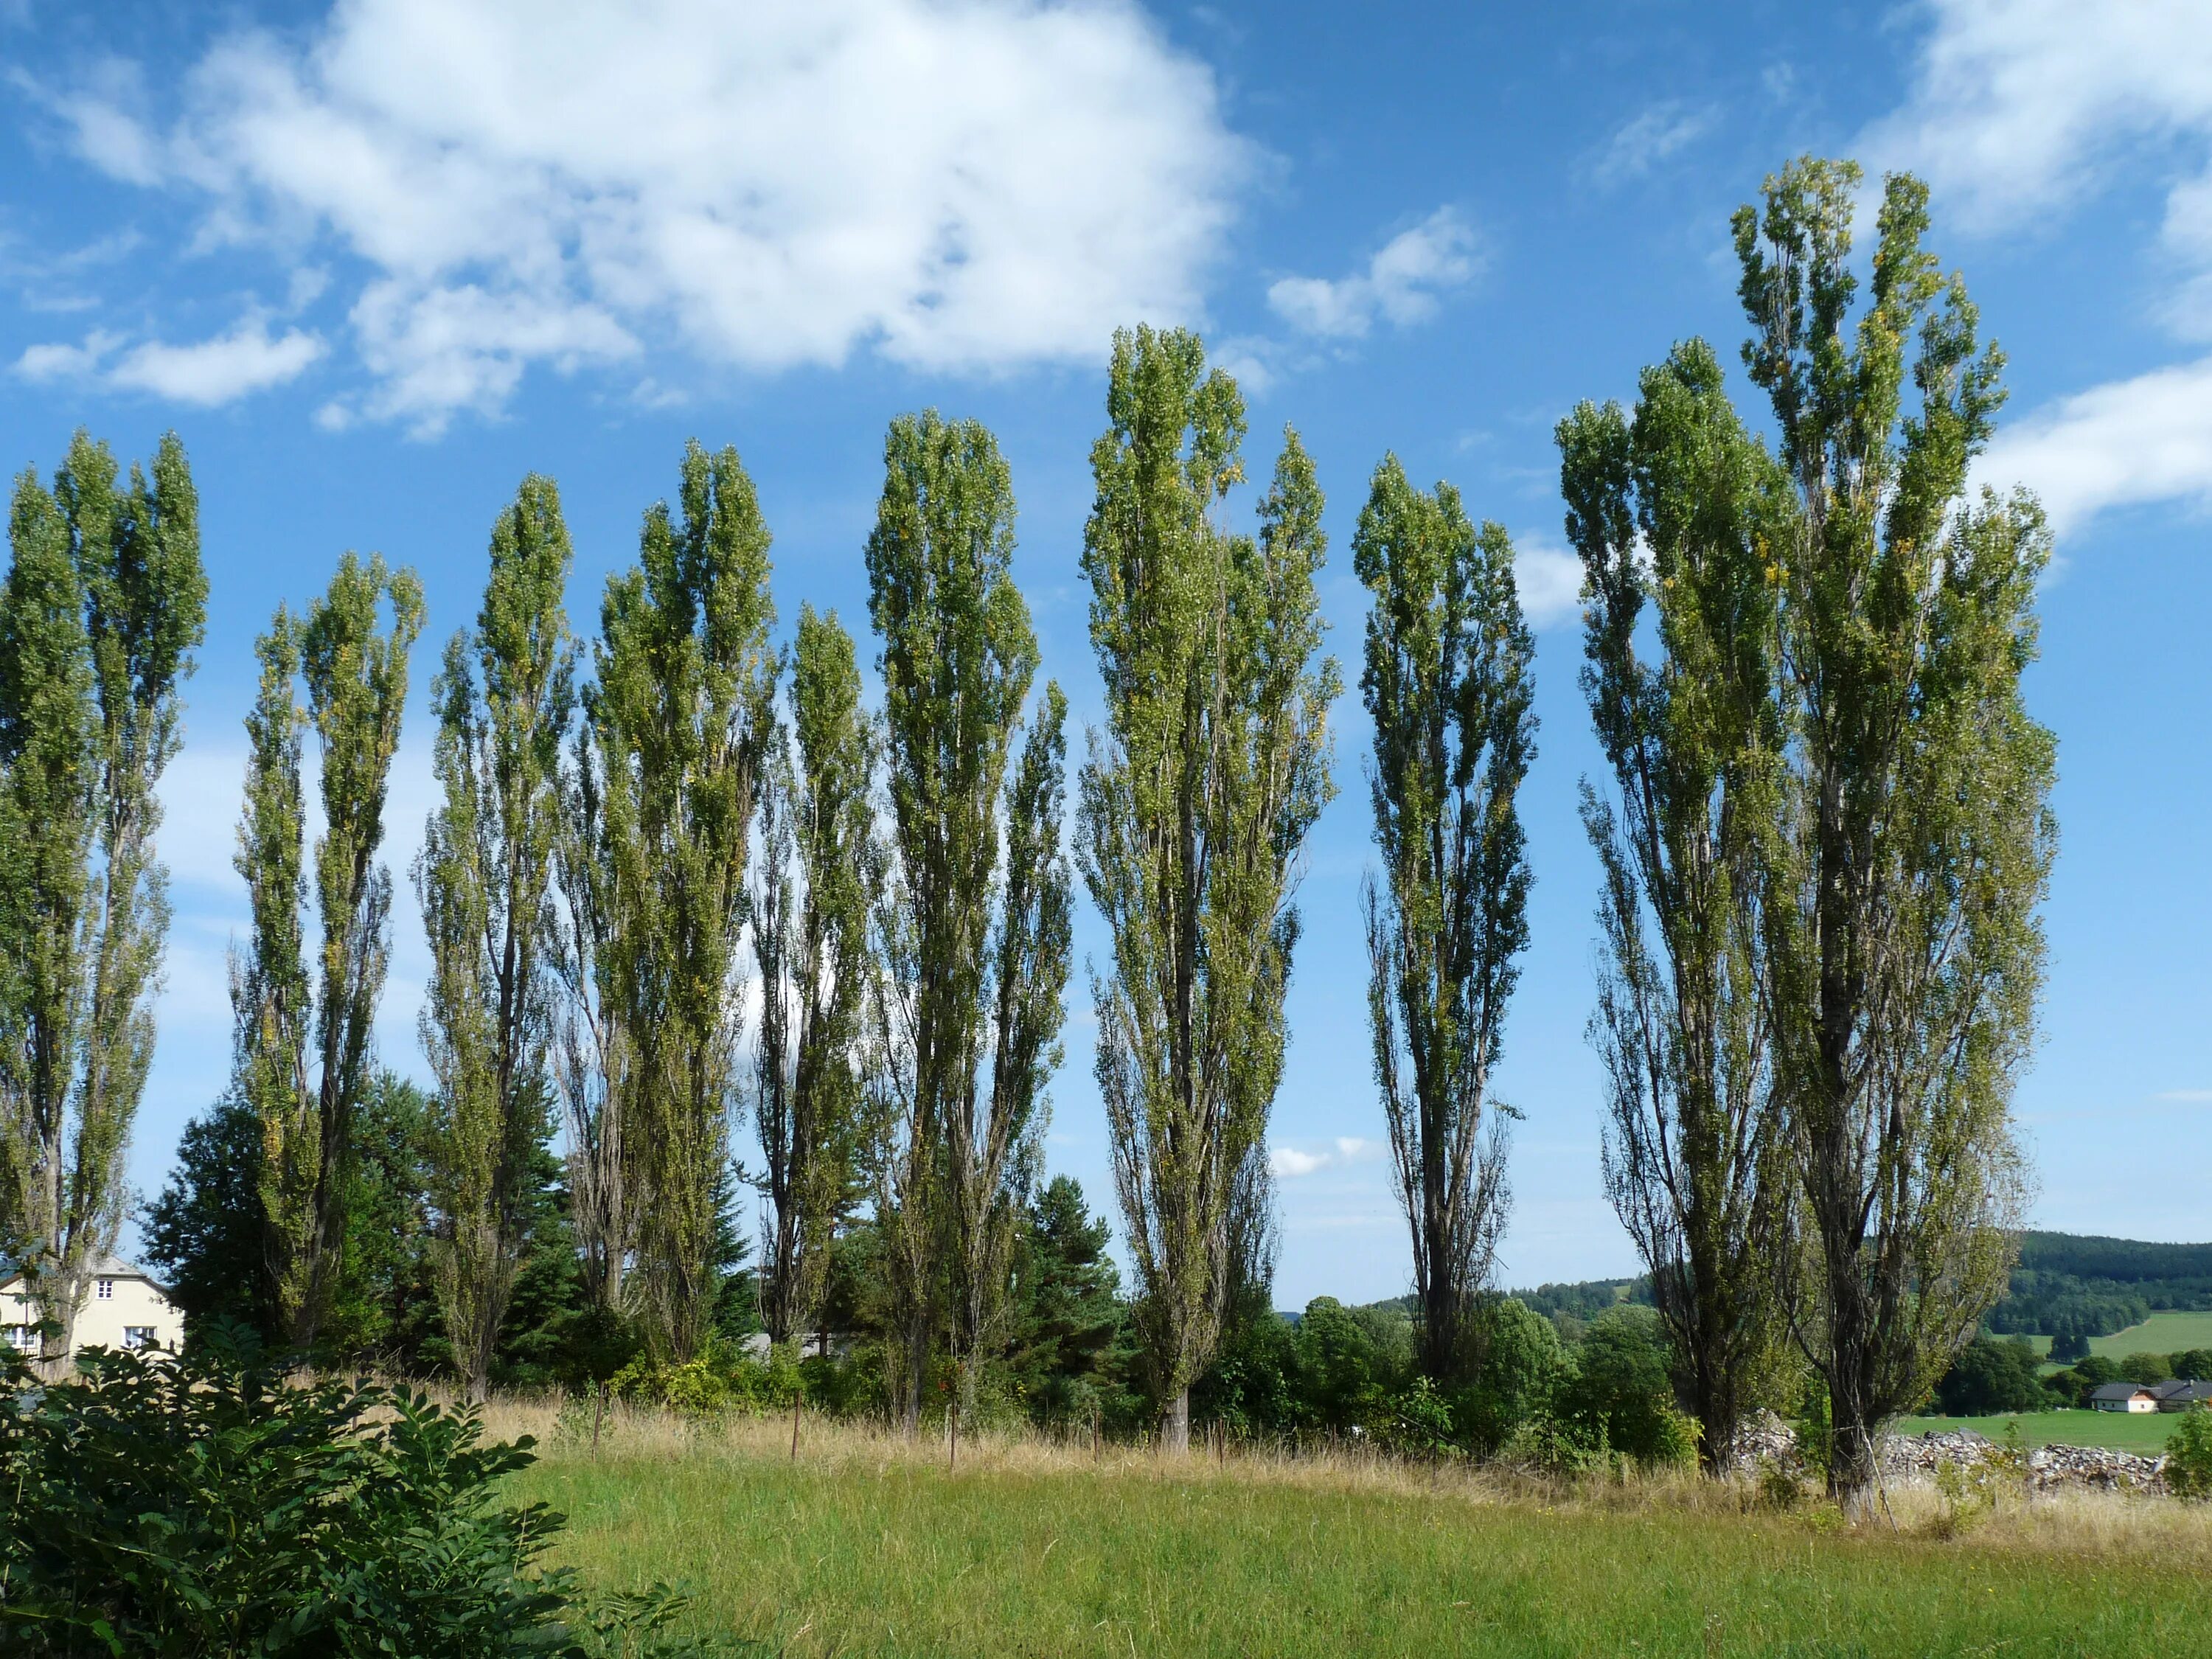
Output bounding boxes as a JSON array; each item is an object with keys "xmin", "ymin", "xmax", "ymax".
[
  {"xmin": 39, "ymin": 0, "xmax": 1249, "ymax": 431},
  {"xmin": 14, "ymin": 318, "xmax": 325, "ymax": 403},
  {"xmin": 1590, "ymin": 101, "xmax": 1717, "ymax": 187},
  {"xmin": 1867, "ymin": 0, "xmax": 2212, "ymax": 532},
  {"xmin": 1512, "ymin": 535, "xmax": 1585, "ymax": 629},
  {"xmin": 1267, "ymin": 207, "xmax": 1479, "ymax": 339},
  {"xmin": 1269, "ymin": 1135, "xmax": 1384, "ymax": 1180}
]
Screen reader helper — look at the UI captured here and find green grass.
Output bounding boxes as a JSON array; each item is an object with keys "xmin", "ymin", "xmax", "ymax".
[
  {"xmin": 514, "ymin": 1439, "xmax": 2212, "ymax": 1658},
  {"xmin": 2027, "ymin": 1310, "xmax": 2212, "ymax": 1368},
  {"xmin": 1894, "ymin": 1409, "xmax": 2187, "ymax": 1453}
]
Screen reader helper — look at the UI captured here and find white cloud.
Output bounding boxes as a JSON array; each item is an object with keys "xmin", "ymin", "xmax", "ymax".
[
  {"xmin": 2154, "ymin": 1088, "xmax": 2212, "ymax": 1102},
  {"xmin": 43, "ymin": 0, "xmax": 1249, "ymax": 429},
  {"xmin": 1976, "ymin": 355, "xmax": 2212, "ymax": 535},
  {"xmin": 1267, "ymin": 207, "xmax": 1478, "ymax": 339},
  {"xmin": 1868, "ymin": 0, "xmax": 2212, "ymax": 533},
  {"xmin": 1270, "ymin": 1136, "xmax": 1386, "ymax": 1180},
  {"xmin": 15, "ymin": 319, "xmax": 324, "ymax": 405},
  {"xmin": 1512, "ymin": 535, "xmax": 1585, "ymax": 629},
  {"xmin": 1591, "ymin": 101, "xmax": 1716, "ymax": 187}
]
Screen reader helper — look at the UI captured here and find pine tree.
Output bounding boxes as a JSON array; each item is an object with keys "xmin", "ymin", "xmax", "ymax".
[
  {"xmin": 1077, "ymin": 327, "xmax": 1340, "ymax": 1450},
  {"xmin": 1354, "ymin": 456, "xmax": 1534, "ymax": 1386},
  {"xmin": 234, "ymin": 553, "xmax": 423, "ymax": 1352},
  {"xmin": 590, "ymin": 441, "xmax": 776, "ymax": 1360},
  {"xmin": 416, "ymin": 476, "xmax": 577, "ymax": 1401},
  {"xmin": 0, "ymin": 431, "xmax": 205, "ymax": 1365}
]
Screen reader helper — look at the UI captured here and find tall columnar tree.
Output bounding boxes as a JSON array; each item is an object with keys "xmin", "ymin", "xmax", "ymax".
[
  {"xmin": 1077, "ymin": 327, "xmax": 1340, "ymax": 1452},
  {"xmin": 590, "ymin": 440, "xmax": 777, "ymax": 1361},
  {"xmin": 1735, "ymin": 160, "xmax": 2056, "ymax": 1514},
  {"xmin": 0, "ymin": 432, "xmax": 206, "ymax": 1362},
  {"xmin": 750, "ymin": 605, "xmax": 878, "ymax": 1347},
  {"xmin": 235, "ymin": 553, "xmax": 424, "ymax": 1351},
  {"xmin": 863, "ymin": 410, "xmax": 1065, "ymax": 1430},
  {"xmin": 1559, "ymin": 341, "xmax": 1793, "ymax": 1469},
  {"xmin": 415, "ymin": 476, "xmax": 577, "ymax": 1401},
  {"xmin": 1354, "ymin": 456, "xmax": 1535, "ymax": 1387}
]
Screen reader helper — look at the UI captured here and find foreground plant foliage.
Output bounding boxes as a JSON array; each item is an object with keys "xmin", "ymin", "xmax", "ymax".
[{"xmin": 0, "ymin": 1326, "xmax": 751, "ymax": 1657}]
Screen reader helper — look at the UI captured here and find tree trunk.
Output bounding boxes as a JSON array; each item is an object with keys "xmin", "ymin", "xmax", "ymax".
[
  {"xmin": 902, "ymin": 1313, "xmax": 928, "ymax": 1437},
  {"xmin": 1829, "ymin": 1407, "xmax": 1879, "ymax": 1521},
  {"xmin": 1161, "ymin": 1386, "xmax": 1190, "ymax": 1454}
]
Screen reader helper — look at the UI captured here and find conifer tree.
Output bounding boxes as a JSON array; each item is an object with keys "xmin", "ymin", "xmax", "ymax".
[
  {"xmin": 591, "ymin": 441, "xmax": 776, "ymax": 1360},
  {"xmin": 416, "ymin": 476, "xmax": 577, "ymax": 1401},
  {"xmin": 235, "ymin": 553, "xmax": 423, "ymax": 1351},
  {"xmin": 1077, "ymin": 327, "xmax": 1340, "ymax": 1451},
  {"xmin": 0, "ymin": 432, "xmax": 206, "ymax": 1363},
  {"xmin": 1354, "ymin": 456, "xmax": 1534, "ymax": 1387},
  {"xmin": 750, "ymin": 605, "xmax": 877, "ymax": 1347},
  {"xmin": 1559, "ymin": 341, "xmax": 1792, "ymax": 1468}
]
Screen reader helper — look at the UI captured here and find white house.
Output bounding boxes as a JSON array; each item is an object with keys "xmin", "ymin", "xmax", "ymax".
[
  {"xmin": 2, "ymin": 1256, "xmax": 185, "ymax": 1363},
  {"xmin": 2089, "ymin": 1381, "xmax": 2160, "ymax": 1413}
]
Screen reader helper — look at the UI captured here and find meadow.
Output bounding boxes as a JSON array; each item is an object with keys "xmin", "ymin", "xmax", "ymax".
[
  {"xmin": 498, "ymin": 1406, "xmax": 2212, "ymax": 1659},
  {"xmin": 1893, "ymin": 1408, "xmax": 2185, "ymax": 1453},
  {"xmin": 2025, "ymin": 1310, "xmax": 2212, "ymax": 1364}
]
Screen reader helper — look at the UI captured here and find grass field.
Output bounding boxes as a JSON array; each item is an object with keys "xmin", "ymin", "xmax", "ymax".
[
  {"xmin": 501, "ymin": 1410, "xmax": 2212, "ymax": 1658},
  {"xmin": 1893, "ymin": 1408, "xmax": 2188, "ymax": 1453},
  {"xmin": 2028, "ymin": 1310, "xmax": 2212, "ymax": 1366}
]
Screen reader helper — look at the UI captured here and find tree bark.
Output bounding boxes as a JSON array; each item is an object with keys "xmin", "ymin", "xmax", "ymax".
[{"xmin": 1161, "ymin": 1385, "xmax": 1190, "ymax": 1454}]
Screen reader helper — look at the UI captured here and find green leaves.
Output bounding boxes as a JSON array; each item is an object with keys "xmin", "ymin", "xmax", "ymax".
[
  {"xmin": 418, "ymin": 476, "xmax": 579, "ymax": 1400},
  {"xmin": 237, "ymin": 552, "xmax": 423, "ymax": 1351},
  {"xmin": 1354, "ymin": 453, "xmax": 1534, "ymax": 1384},
  {"xmin": 0, "ymin": 431, "xmax": 205, "ymax": 1357},
  {"xmin": 1077, "ymin": 326, "xmax": 1340, "ymax": 1438}
]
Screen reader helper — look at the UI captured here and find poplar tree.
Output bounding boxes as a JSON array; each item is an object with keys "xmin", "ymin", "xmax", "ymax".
[
  {"xmin": 591, "ymin": 441, "xmax": 776, "ymax": 1360},
  {"xmin": 863, "ymin": 410, "xmax": 1063, "ymax": 1431},
  {"xmin": 750, "ymin": 605, "xmax": 877, "ymax": 1347},
  {"xmin": 1559, "ymin": 341, "xmax": 1792, "ymax": 1468},
  {"xmin": 415, "ymin": 476, "xmax": 577, "ymax": 1401},
  {"xmin": 235, "ymin": 553, "xmax": 424, "ymax": 1351},
  {"xmin": 1077, "ymin": 327, "xmax": 1340, "ymax": 1451},
  {"xmin": 1735, "ymin": 161, "xmax": 2055, "ymax": 1513},
  {"xmin": 1354, "ymin": 456, "xmax": 1534, "ymax": 1387},
  {"xmin": 0, "ymin": 432, "xmax": 206, "ymax": 1362}
]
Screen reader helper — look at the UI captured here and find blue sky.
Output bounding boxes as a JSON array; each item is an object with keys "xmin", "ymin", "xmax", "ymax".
[{"xmin": 2, "ymin": 0, "xmax": 2207, "ymax": 1307}]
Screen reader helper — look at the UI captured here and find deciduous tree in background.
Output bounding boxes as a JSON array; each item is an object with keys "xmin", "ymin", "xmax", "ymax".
[
  {"xmin": 1735, "ymin": 160, "xmax": 2055, "ymax": 1514},
  {"xmin": 591, "ymin": 442, "xmax": 777, "ymax": 1362},
  {"xmin": 0, "ymin": 432, "xmax": 206, "ymax": 1364},
  {"xmin": 863, "ymin": 411, "xmax": 1055, "ymax": 1432},
  {"xmin": 235, "ymin": 553, "xmax": 424, "ymax": 1351},
  {"xmin": 1559, "ymin": 341, "xmax": 1792, "ymax": 1470},
  {"xmin": 1078, "ymin": 327, "xmax": 1340, "ymax": 1451},
  {"xmin": 1354, "ymin": 456, "xmax": 1534, "ymax": 1388},
  {"xmin": 416, "ymin": 476, "xmax": 578, "ymax": 1402},
  {"xmin": 750, "ymin": 605, "xmax": 877, "ymax": 1348}
]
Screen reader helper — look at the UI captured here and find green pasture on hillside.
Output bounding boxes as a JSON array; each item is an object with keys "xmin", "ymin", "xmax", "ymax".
[
  {"xmin": 518, "ymin": 1449, "xmax": 2211, "ymax": 1658},
  {"xmin": 1894, "ymin": 1409, "xmax": 2188, "ymax": 1454},
  {"xmin": 2029, "ymin": 1311, "xmax": 2212, "ymax": 1368}
]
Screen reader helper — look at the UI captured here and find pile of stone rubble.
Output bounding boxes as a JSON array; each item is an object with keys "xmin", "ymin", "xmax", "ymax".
[{"xmin": 1723, "ymin": 1414, "xmax": 2169, "ymax": 1495}]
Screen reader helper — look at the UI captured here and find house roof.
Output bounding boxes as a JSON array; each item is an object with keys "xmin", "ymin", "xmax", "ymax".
[
  {"xmin": 2090, "ymin": 1381, "xmax": 2156, "ymax": 1401},
  {"xmin": 2, "ymin": 1256, "xmax": 172, "ymax": 1298},
  {"xmin": 2160, "ymin": 1379, "xmax": 2212, "ymax": 1402}
]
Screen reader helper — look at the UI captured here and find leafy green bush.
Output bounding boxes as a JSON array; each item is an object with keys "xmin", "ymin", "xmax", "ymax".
[
  {"xmin": 0, "ymin": 1324, "xmax": 748, "ymax": 1655},
  {"xmin": 609, "ymin": 1338, "xmax": 801, "ymax": 1416},
  {"xmin": 2166, "ymin": 1405, "xmax": 2212, "ymax": 1502}
]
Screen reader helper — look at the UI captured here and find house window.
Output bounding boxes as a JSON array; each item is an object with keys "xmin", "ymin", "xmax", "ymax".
[
  {"xmin": 96, "ymin": 1278, "xmax": 113, "ymax": 1300},
  {"xmin": 122, "ymin": 1326, "xmax": 157, "ymax": 1351},
  {"xmin": 6, "ymin": 1326, "xmax": 35, "ymax": 1354}
]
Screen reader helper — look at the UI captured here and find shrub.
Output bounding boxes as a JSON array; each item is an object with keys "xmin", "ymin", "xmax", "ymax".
[
  {"xmin": 2118, "ymin": 1351, "xmax": 2174, "ymax": 1385},
  {"xmin": 610, "ymin": 1339, "xmax": 801, "ymax": 1417},
  {"xmin": 0, "ymin": 1323, "xmax": 743, "ymax": 1656},
  {"xmin": 2167, "ymin": 1405, "xmax": 2212, "ymax": 1502},
  {"xmin": 1557, "ymin": 1307, "xmax": 1690, "ymax": 1466},
  {"xmin": 1935, "ymin": 1336, "xmax": 2045, "ymax": 1415}
]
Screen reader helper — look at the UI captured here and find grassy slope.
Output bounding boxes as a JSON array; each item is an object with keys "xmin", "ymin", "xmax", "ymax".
[
  {"xmin": 2028, "ymin": 1311, "xmax": 2212, "ymax": 1368},
  {"xmin": 1893, "ymin": 1409, "xmax": 2185, "ymax": 1453},
  {"xmin": 517, "ymin": 1440, "xmax": 2212, "ymax": 1658}
]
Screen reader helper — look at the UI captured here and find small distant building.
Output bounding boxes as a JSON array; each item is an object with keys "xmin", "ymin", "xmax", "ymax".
[
  {"xmin": 2151, "ymin": 1379, "xmax": 2212, "ymax": 1413},
  {"xmin": 2089, "ymin": 1382, "xmax": 2161, "ymax": 1413},
  {"xmin": 2, "ymin": 1256, "xmax": 185, "ymax": 1363}
]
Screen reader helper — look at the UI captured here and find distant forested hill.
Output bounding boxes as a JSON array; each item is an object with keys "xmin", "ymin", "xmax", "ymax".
[
  {"xmin": 1986, "ymin": 1232, "xmax": 2212, "ymax": 1340},
  {"xmin": 1486, "ymin": 1231, "xmax": 2212, "ymax": 1343}
]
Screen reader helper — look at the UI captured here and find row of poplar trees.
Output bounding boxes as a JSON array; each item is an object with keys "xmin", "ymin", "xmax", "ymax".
[{"xmin": 1, "ymin": 159, "xmax": 2053, "ymax": 1512}]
